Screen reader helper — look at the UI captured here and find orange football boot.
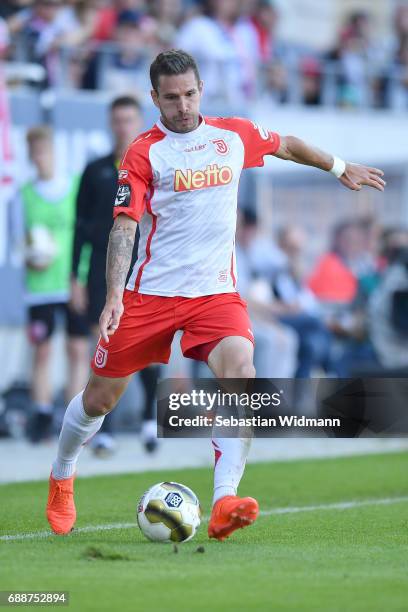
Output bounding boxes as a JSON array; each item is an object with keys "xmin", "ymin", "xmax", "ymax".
[
  {"xmin": 208, "ymin": 495, "xmax": 259, "ymax": 541},
  {"xmin": 46, "ymin": 473, "xmax": 76, "ymax": 535}
]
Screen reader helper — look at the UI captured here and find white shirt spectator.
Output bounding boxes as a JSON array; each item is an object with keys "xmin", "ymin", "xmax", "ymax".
[
  {"xmin": 13, "ymin": 6, "xmax": 77, "ymax": 58},
  {"xmin": 176, "ymin": 15, "xmax": 259, "ymax": 103}
]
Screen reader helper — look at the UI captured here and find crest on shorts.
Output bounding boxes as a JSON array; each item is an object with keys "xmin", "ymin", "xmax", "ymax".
[
  {"xmin": 94, "ymin": 345, "xmax": 108, "ymax": 368},
  {"xmin": 211, "ymin": 139, "xmax": 229, "ymax": 156}
]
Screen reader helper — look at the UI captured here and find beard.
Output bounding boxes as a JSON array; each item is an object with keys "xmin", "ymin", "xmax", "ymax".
[{"xmin": 162, "ymin": 112, "xmax": 200, "ymax": 133}]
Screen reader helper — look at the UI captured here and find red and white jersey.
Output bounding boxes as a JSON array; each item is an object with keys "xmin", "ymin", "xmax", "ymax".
[{"xmin": 114, "ymin": 116, "xmax": 280, "ymax": 297}]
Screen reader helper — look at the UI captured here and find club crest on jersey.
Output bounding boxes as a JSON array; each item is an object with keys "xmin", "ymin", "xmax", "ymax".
[
  {"xmin": 118, "ymin": 169, "xmax": 128, "ymax": 180},
  {"xmin": 211, "ymin": 138, "xmax": 229, "ymax": 156},
  {"xmin": 174, "ymin": 164, "xmax": 233, "ymax": 192},
  {"xmin": 94, "ymin": 345, "xmax": 108, "ymax": 368}
]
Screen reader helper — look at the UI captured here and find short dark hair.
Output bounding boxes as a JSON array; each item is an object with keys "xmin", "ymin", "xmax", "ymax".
[
  {"xmin": 110, "ymin": 95, "xmax": 141, "ymax": 113},
  {"xmin": 150, "ymin": 49, "xmax": 200, "ymax": 92}
]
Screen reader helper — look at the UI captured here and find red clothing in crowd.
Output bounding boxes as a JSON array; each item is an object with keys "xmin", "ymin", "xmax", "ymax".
[{"xmin": 308, "ymin": 252, "xmax": 358, "ymax": 303}]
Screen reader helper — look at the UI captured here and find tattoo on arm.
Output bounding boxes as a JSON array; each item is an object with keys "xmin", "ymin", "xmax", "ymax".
[{"xmin": 106, "ymin": 223, "xmax": 135, "ymax": 299}]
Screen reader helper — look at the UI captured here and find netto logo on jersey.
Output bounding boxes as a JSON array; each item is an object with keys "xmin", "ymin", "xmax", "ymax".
[{"xmin": 174, "ymin": 164, "xmax": 233, "ymax": 192}]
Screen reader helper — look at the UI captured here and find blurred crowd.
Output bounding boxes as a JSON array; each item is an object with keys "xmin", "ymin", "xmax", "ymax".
[
  {"xmin": 1, "ymin": 0, "xmax": 408, "ymax": 108},
  {"xmin": 236, "ymin": 208, "xmax": 408, "ymax": 385}
]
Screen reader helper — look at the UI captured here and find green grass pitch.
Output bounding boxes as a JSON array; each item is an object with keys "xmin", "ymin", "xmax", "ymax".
[{"xmin": 1, "ymin": 452, "xmax": 407, "ymax": 611}]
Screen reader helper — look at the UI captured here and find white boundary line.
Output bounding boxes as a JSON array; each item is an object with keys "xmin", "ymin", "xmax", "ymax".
[{"xmin": 1, "ymin": 495, "xmax": 407, "ymax": 542}]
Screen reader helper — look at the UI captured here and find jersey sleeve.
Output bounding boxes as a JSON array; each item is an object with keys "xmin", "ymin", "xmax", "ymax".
[
  {"xmin": 225, "ymin": 117, "xmax": 280, "ymax": 169},
  {"xmin": 113, "ymin": 144, "xmax": 152, "ymax": 222}
]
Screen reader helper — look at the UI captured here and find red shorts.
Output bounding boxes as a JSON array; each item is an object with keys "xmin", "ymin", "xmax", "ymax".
[{"xmin": 91, "ymin": 290, "xmax": 254, "ymax": 378}]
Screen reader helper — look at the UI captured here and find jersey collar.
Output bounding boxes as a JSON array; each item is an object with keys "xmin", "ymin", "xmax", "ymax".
[{"xmin": 156, "ymin": 115, "xmax": 206, "ymax": 139}]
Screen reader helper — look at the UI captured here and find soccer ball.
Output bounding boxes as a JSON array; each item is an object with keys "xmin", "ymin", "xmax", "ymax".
[{"xmin": 137, "ymin": 482, "xmax": 201, "ymax": 543}]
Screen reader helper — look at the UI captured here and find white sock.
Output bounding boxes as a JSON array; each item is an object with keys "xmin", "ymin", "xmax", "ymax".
[
  {"xmin": 141, "ymin": 419, "xmax": 157, "ymax": 441},
  {"xmin": 212, "ymin": 437, "xmax": 252, "ymax": 505},
  {"xmin": 52, "ymin": 391, "xmax": 105, "ymax": 480}
]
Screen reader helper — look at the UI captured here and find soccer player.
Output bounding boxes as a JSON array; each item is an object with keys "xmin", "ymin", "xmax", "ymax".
[{"xmin": 46, "ymin": 49, "xmax": 385, "ymax": 540}]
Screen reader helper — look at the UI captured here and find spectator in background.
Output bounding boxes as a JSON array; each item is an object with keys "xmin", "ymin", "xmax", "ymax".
[
  {"xmin": 367, "ymin": 224, "xmax": 408, "ymax": 372},
  {"xmin": 308, "ymin": 220, "xmax": 360, "ymax": 305},
  {"xmin": 83, "ymin": 7, "xmax": 151, "ymax": 94},
  {"xmin": 0, "ymin": 17, "xmax": 10, "ymax": 54},
  {"xmin": 0, "ymin": 0, "xmax": 32, "ymax": 20},
  {"xmin": 0, "ymin": 16, "xmax": 12, "ymax": 185},
  {"xmin": 308, "ymin": 219, "xmax": 380, "ymax": 376},
  {"xmin": 388, "ymin": 33, "xmax": 408, "ymax": 109},
  {"xmin": 369, "ymin": 252, "xmax": 408, "ymax": 373},
  {"xmin": 249, "ymin": 0, "xmax": 278, "ymax": 63},
  {"xmin": 260, "ymin": 58, "xmax": 288, "ymax": 104},
  {"xmin": 92, "ymin": 0, "xmax": 154, "ymax": 42},
  {"xmin": 380, "ymin": 3, "xmax": 408, "ymax": 108},
  {"xmin": 275, "ymin": 225, "xmax": 321, "ymax": 316},
  {"xmin": 7, "ymin": 0, "xmax": 78, "ymax": 85},
  {"xmin": 0, "ymin": 15, "xmax": 9, "ymax": 59},
  {"xmin": 327, "ymin": 11, "xmax": 383, "ymax": 108},
  {"xmin": 60, "ymin": 0, "xmax": 102, "ymax": 46},
  {"xmin": 380, "ymin": 226, "xmax": 408, "ymax": 267},
  {"xmin": 53, "ymin": 1, "xmax": 108, "ymax": 89},
  {"xmin": 354, "ymin": 216, "xmax": 382, "ymax": 300},
  {"xmin": 176, "ymin": 0, "xmax": 259, "ymax": 103},
  {"xmin": 19, "ymin": 126, "xmax": 90, "ymax": 443},
  {"xmin": 395, "ymin": 3, "xmax": 408, "ymax": 38},
  {"xmin": 271, "ymin": 225, "xmax": 339, "ymax": 377},
  {"xmin": 235, "ymin": 209, "xmax": 298, "ymax": 378},
  {"xmin": 300, "ymin": 56, "xmax": 322, "ymax": 105},
  {"xmin": 150, "ymin": 0, "xmax": 184, "ymax": 51},
  {"xmin": 102, "ymin": 9, "xmax": 150, "ymax": 96},
  {"xmin": 239, "ymin": 214, "xmax": 337, "ymax": 378},
  {"xmin": 246, "ymin": 0, "xmax": 292, "ymax": 104},
  {"xmin": 71, "ymin": 96, "xmax": 159, "ymax": 454}
]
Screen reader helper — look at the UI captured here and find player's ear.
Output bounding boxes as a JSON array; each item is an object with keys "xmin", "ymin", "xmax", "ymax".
[
  {"xmin": 198, "ymin": 80, "xmax": 204, "ymax": 95},
  {"xmin": 151, "ymin": 89, "xmax": 160, "ymax": 109}
]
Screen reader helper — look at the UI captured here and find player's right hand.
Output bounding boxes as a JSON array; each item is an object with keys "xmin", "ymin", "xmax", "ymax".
[{"xmin": 99, "ymin": 299, "xmax": 124, "ymax": 343}]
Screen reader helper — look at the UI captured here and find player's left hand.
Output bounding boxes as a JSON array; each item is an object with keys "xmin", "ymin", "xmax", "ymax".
[{"xmin": 339, "ymin": 163, "xmax": 386, "ymax": 192}]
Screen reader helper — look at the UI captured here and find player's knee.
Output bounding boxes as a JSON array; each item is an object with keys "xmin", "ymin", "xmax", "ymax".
[
  {"xmin": 83, "ymin": 384, "xmax": 118, "ymax": 417},
  {"xmin": 223, "ymin": 361, "xmax": 256, "ymax": 379}
]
